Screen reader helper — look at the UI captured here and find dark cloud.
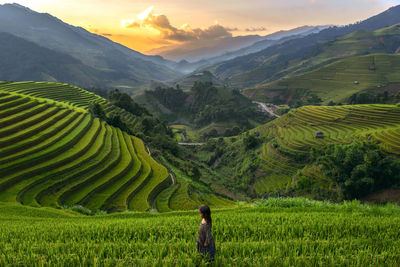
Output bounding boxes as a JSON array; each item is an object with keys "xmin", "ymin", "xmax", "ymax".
[
  {"xmin": 245, "ymin": 27, "xmax": 267, "ymax": 32},
  {"xmin": 101, "ymin": 33, "xmax": 113, "ymax": 36}
]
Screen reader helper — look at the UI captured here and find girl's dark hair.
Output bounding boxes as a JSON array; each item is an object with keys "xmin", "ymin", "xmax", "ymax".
[{"xmin": 199, "ymin": 205, "xmax": 212, "ymax": 225}]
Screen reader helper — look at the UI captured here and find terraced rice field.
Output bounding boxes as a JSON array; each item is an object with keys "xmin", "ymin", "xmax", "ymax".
[
  {"xmin": 0, "ymin": 81, "xmax": 106, "ymax": 109},
  {"xmin": 0, "ymin": 82, "xmax": 156, "ymax": 135},
  {"xmin": 253, "ymin": 54, "xmax": 400, "ymax": 104},
  {"xmin": 0, "ymin": 82, "xmax": 235, "ymax": 213},
  {"xmin": 0, "ymin": 90, "xmax": 175, "ymax": 212},
  {"xmin": 253, "ymin": 104, "xmax": 400, "ymax": 194}
]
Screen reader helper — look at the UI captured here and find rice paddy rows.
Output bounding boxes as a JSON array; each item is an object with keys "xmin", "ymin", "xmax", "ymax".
[
  {"xmin": 0, "ymin": 82, "xmax": 233, "ymax": 212},
  {"xmin": 254, "ymin": 104, "xmax": 400, "ymax": 194},
  {"xmin": 0, "ymin": 81, "xmax": 106, "ymax": 109},
  {"xmin": 0, "ymin": 91, "xmax": 172, "ymax": 212},
  {"xmin": 259, "ymin": 104, "xmax": 400, "ymax": 152},
  {"xmin": 0, "ymin": 82, "xmax": 151, "ymax": 134}
]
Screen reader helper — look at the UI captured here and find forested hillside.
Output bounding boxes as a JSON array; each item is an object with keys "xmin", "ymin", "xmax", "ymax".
[
  {"xmin": 138, "ymin": 82, "xmax": 271, "ymax": 137},
  {"xmin": 190, "ymin": 104, "xmax": 400, "ymax": 200}
]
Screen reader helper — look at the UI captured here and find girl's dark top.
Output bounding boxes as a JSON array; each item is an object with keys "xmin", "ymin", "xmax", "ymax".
[{"xmin": 196, "ymin": 222, "xmax": 215, "ymax": 250}]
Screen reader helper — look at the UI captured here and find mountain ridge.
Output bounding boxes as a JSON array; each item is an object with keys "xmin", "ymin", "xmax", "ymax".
[
  {"xmin": 149, "ymin": 25, "xmax": 329, "ymax": 74},
  {"xmin": 204, "ymin": 5, "xmax": 400, "ymax": 89},
  {"xmin": 0, "ymin": 3, "xmax": 182, "ymax": 89}
]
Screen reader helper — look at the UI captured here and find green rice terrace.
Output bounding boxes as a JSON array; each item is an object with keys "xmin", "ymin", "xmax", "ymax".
[
  {"xmin": 0, "ymin": 82, "xmax": 233, "ymax": 213},
  {"xmin": 253, "ymin": 104, "xmax": 400, "ymax": 195},
  {"xmin": 1, "ymin": 198, "xmax": 400, "ymax": 265},
  {"xmin": 245, "ymin": 54, "xmax": 400, "ymax": 104},
  {"xmin": 0, "ymin": 82, "xmax": 400, "ymax": 266}
]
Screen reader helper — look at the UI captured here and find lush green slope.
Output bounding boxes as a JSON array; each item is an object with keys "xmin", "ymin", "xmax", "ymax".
[
  {"xmin": 173, "ymin": 71, "xmax": 223, "ymax": 90},
  {"xmin": 245, "ymin": 54, "xmax": 400, "ymax": 104},
  {"xmin": 235, "ymin": 24, "xmax": 400, "ymax": 90},
  {"xmin": 206, "ymin": 6, "xmax": 400, "ymax": 89},
  {"xmin": 0, "ymin": 82, "xmax": 234, "ymax": 212},
  {"xmin": 0, "ymin": 81, "xmax": 105, "ymax": 108},
  {"xmin": 0, "ymin": 90, "xmax": 173, "ymax": 212},
  {"xmin": 137, "ymin": 82, "xmax": 270, "ymax": 138},
  {"xmin": 251, "ymin": 104, "xmax": 400, "ymax": 195},
  {"xmin": 1, "ymin": 198, "xmax": 400, "ymax": 265},
  {"xmin": 0, "ymin": 32, "xmax": 125, "ymax": 89}
]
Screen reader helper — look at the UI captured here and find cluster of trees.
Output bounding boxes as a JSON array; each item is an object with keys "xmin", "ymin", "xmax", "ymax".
[
  {"xmin": 145, "ymin": 86, "xmax": 186, "ymax": 112},
  {"xmin": 146, "ymin": 82, "xmax": 270, "ymax": 132},
  {"xmin": 195, "ymin": 133, "xmax": 262, "ymax": 194},
  {"xmin": 269, "ymin": 88, "xmax": 322, "ymax": 107},
  {"xmin": 163, "ymin": 153, "xmax": 201, "ymax": 181},
  {"xmin": 348, "ymin": 91, "xmax": 400, "ymax": 104},
  {"xmin": 311, "ymin": 141, "xmax": 400, "ymax": 199},
  {"xmin": 89, "ymin": 89, "xmax": 178, "ymax": 153},
  {"xmin": 108, "ymin": 90, "xmax": 149, "ymax": 116}
]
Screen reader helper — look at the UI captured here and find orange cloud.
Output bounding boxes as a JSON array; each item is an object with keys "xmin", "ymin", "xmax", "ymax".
[{"xmin": 122, "ymin": 6, "xmax": 237, "ymax": 43}]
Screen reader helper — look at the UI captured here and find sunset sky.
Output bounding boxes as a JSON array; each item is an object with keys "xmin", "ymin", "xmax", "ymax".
[{"xmin": 1, "ymin": 0, "xmax": 399, "ymax": 52}]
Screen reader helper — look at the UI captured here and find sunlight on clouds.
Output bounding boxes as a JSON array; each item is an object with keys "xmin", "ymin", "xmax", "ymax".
[
  {"xmin": 120, "ymin": 6, "xmax": 237, "ymax": 44},
  {"xmin": 121, "ymin": 19, "xmax": 135, "ymax": 28},
  {"xmin": 121, "ymin": 6, "xmax": 154, "ymax": 28},
  {"xmin": 137, "ymin": 6, "xmax": 154, "ymax": 20}
]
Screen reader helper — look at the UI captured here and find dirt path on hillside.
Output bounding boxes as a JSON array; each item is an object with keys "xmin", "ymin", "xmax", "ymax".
[
  {"xmin": 170, "ymin": 173, "xmax": 175, "ymax": 184},
  {"xmin": 252, "ymin": 101, "xmax": 280, "ymax": 118},
  {"xmin": 178, "ymin": 142, "xmax": 205, "ymax": 146}
]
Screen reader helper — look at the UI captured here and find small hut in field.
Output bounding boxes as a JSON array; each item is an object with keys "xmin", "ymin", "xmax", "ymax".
[{"xmin": 315, "ymin": 130, "xmax": 324, "ymax": 138}]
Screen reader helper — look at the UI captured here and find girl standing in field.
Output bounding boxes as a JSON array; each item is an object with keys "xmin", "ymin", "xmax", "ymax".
[{"xmin": 197, "ymin": 205, "xmax": 216, "ymax": 261}]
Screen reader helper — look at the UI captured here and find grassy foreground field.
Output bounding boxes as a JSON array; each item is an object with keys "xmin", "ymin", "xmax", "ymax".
[{"xmin": 0, "ymin": 198, "xmax": 399, "ymax": 266}]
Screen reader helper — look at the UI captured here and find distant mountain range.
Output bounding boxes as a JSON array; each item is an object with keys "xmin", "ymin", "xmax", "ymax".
[
  {"xmin": 0, "ymin": 3, "xmax": 181, "ymax": 89},
  {"xmin": 149, "ymin": 25, "xmax": 328, "ymax": 62},
  {"xmin": 149, "ymin": 26, "xmax": 328, "ymax": 73},
  {"xmin": 203, "ymin": 5, "xmax": 400, "ymax": 89},
  {"xmin": 0, "ymin": 3, "xmax": 331, "ymax": 89},
  {"xmin": 0, "ymin": 32, "xmax": 127, "ymax": 86},
  {"xmin": 2, "ymin": 2, "xmax": 400, "ymax": 95},
  {"xmin": 243, "ymin": 24, "xmax": 400, "ymax": 104},
  {"xmin": 148, "ymin": 34, "xmax": 265, "ymax": 62}
]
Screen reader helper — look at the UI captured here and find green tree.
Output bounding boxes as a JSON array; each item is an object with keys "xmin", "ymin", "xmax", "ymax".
[
  {"xmin": 109, "ymin": 89, "xmax": 148, "ymax": 116},
  {"xmin": 315, "ymin": 141, "xmax": 400, "ymax": 199},
  {"xmin": 243, "ymin": 134, "xmax": 259, "ymax": 149},
  {"xmin": 88, "ymin": 101, "xmax": 106, "ymax": 120}
]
